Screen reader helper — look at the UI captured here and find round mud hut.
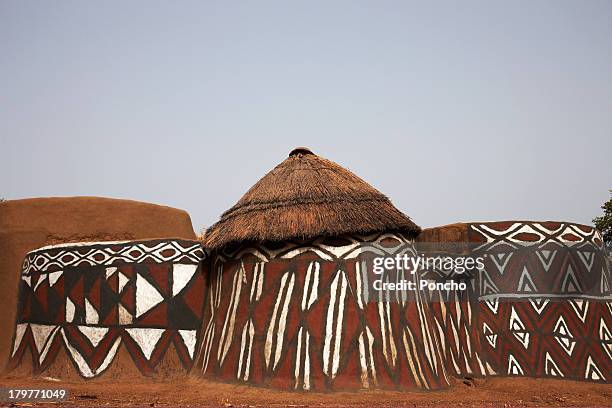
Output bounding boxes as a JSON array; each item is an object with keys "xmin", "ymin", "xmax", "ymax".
[
  {"xmin": 7, "ymin": 238, "xmax": 206, "ymax": 380},
  {"xmin": 193, "ymin": 148, "xmax": 462, "ymax": 391},
  {"xmin": 418, "ymin": 221, "xmax": 611, "ymax": 383},
  {"xmin": 0, "ymin": 197, "xmax": 197, "ymax": 370}
]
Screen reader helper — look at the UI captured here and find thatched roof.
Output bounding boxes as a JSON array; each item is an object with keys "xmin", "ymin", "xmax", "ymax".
[{"xmin": 204, "ymin": 147, "xmax": 420, "ymax": 250}]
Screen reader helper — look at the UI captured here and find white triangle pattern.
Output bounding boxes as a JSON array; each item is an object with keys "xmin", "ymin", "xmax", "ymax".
[
  {"xmin": 528, "ymin": 297, "xmax": 549, "ymax": 314},
  {"xmin": 105, "ymin": 267, "xmax": 117, "ymax": 279},
  {"xmin": 125, "ymin": 328, "xmax": 165, "ymax": 359},
  {"xmin": 561, "ymin": 265, "xmax": 582, "ymax": 293},
  {"xmin": 482, "ymin": 322, "xmax": 497, "ymax": 348},
  {"xmin": 569, "ymin": 299, "xmax": 589, "ymax": 323},
  {"xmin": 48, "ymin": 271, "xmax": 63, "ymax": 287},
  {"xmin": 172, "ymin": 264, "xmax": 197, "ymax": 297},
  {"xmin": 135, "ymin": 274, "xmax": 164, "ymax": 318},
  {"xmin": 553, "ymin": 316, "xmax": 576, "ymax": 356},
  {"xmin": 545, "ymin": 352, "xmax": 564, "ymax": 377},
  {"xmin": 509, "ymin": 307, "xmax": 529, "ymax": 349},
  {"xmin": 485, "ymin": 298, "xmax": 499, "ymax": 314},
  {"xmin": 30, "ymin": 324, "xmax": 57, "ymax": 354},
  {"xmin": 85, "ymin": 298, "xmax": 99, "ymax": 324},
  {"xmin": 118, "ymin": 272, "xmax": 129, "ymax": 293},
  {"xmin": 517, "ymin": 267, "xmax": 537, "ymax": 292},
  {"xmin": 77, "ymin": 326, "xmax": 109, "ymax": 347},
  {"xmin": 509, "ymin": 307, "xmax": 525, "ymax": 332},
  {"xmin": 600, "ymin": 319, "xmax": 611, "ymax": 342},
  {"xmin": 491, "ymin": 252, "xmax": 512, "ymax": 274},
  {"xmin": 585, "ymin": 355, "xmax": 605, "ymax": 381},
  {"xmin": 480, "ymin": 270, "xmax": 499, "ymax": 295},
  {"xmin": 34, "ymin": 274, "xmax": 47, "ymax": 291},
  {"xmin": 507, "ymin": 354, "xmax": 524, "ymax": 375},
  {"xmin": 536, "ymin": 249, "xmax": 557, "ymax": 271},
  {"xmin": 599, "ymin": 319, "xmax": 612, "ymax": 360},
  {"xmin": 118, "ymin": 303, "xmax": 132, "ymax": 325},
  {"xmin": 577, "ymin": 250, "xmax": 594, "ymax": 271},
  {"xmin": 178, "ymin": 329, "xmax": 197, "ymax": 358}
]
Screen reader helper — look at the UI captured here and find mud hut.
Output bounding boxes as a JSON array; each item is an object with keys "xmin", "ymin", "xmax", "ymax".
[
  {"xmin": 0, "ymin": 197, "xmax": 197, "ymax": 370},
  {"xmin": 193, "ymin": 148, "xmax": 462, "ymax": 391},
  {"xmin": 418, "ymin": 221, "xmax": 611, "ymax": 383},
  {"xmin": 7, "ymin": 238, "xmax": 206, "ymax": 379}
]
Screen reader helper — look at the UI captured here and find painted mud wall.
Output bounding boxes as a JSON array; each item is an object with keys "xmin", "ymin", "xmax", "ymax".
[
  {"xmin": 468, "ymin": 221, "xmax": 610, "ymax": 381},
  {"xmin": 195, "ymin": 221, "xmax": 610, "ymax": 390},
  {"xmin": 420, "ymin": 221, "xmax": 610, "ymax": 383},
  {"xmin": 194, "ymin": 233, "xmax": 452, "ymax": 391},
  {"xmin": 7, "ymin": 239, "xmax": 205, "ymax": 379},
  {"xmin": 5, "ymin": 218, "xmax": 609, "ymax": 387},
  {"xmin": 0, "ymin": 197, "xmax": 197, "ymax": 368}
]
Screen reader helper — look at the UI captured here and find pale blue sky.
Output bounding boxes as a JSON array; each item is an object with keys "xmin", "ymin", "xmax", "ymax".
[{"xmin": 1, "ymin": 0, "xmax": 611, "ymax": 232}]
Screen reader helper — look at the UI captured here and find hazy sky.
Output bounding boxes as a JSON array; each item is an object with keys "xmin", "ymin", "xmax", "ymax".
[{"xmin": 1, "ymin": 0, "xmax": 611, "ymax": 232}]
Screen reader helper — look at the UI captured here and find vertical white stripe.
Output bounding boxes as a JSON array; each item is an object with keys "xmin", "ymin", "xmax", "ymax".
[
  {"xmin": 215, "ymin": 264, "xmax": 223, "ymax": 307},
  {"xmin": 274, "ymin": 273, "xmax": 295, "ymax": 370},
  {"xmin": 323, "ymin": 272, "xmax": 338, "ymax": 376},
  {"xmin": 237, "ymin": 321, "xmax": 249, "ymax": 379},
  {"xmin": 243, "ymin": 320, "xmax": 254, "ymax": 381},
  {"xmin": 409, "ymin": 326, "xmax": 430, "ymax": 389},
  {"xmin": 294, "ymin": 327, "xmax": 303, "ymax": 389},
  {"xmin": 249, "ymin": 263, "xmax": 259, "ymax": 302},
  {"xmin": 332, "ymin": 272, "xmax": 347, "ymax": 378},
  {"xmin": 378, "ymin": 299, "xmax": 397, "ymax": 368},
  {"xmin": 323, "ymin": 270, "xmax": 347, "ymax": 379},
  {"xmin": 356, "ymin": 261, "xmax": 364, "ymax": 310},
  {"xmin": 201, "ymin": 321, "xmax": 215, "ymax": 373},
  {"xmin": 265, "ymin": 273, "xmax": 287, "ymax": 368},
  {"xmin": 301, "ymin": 265, "xmax": 312, "ymax": 311},
  {"xmin": 256, "ymin": 263, "xmax": 264, "ymax": 301},
  {"xmin": 358, "ymin": 333, "xmax": 369, "ymax": 388},
  {"xmin": 366, "ymin": 326, "xmax": 377, "ymax": 387},
  {"xmin": 307, "ymin": 263, "xmax": 319, "ymax": 309},
  {"xmin": 304, "ymin": 331, "xmax": 311, "ymax": 390},
  {"xmin": 402, "ymin": 327, "xmax": 423, "ymax": 388},
  {"xmin": 218, "ymin": 264, "xmax": 243, "ymax": 364}
]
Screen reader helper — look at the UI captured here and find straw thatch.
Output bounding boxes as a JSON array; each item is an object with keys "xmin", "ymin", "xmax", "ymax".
[{"xmin": 204, "ymin": 147, "xmax": 420, "ymax": 250}]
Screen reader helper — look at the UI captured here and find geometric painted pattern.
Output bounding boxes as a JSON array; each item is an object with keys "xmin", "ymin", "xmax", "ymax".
[
  {"xmin": 479, "ymin": 299, "xmax": 611, "ymax": 381},
  {"xmin": 195, "ymin": 233, "xmax": 453, "ymax": 391},
  {"xmin": 195, "ymin": 222, "xmax": 611, "ymax": 391},
  {"xmin": 470, "ymin": 221, "xmax": 611, "ymax": 383},
  {"xmin": 8, "ymin": 239, "xmax": 205, "ymax": 378}
]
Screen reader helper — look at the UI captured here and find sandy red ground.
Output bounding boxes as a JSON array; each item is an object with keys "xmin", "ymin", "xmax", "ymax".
[{"xmin": 0, "ymin": 376, "xmax": 610, "ymax": 408}]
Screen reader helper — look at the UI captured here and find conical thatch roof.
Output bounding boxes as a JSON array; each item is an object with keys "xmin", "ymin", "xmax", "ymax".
[{"xmin": 204, "ymin": 147, "xmax": 420, "ymax": 250}]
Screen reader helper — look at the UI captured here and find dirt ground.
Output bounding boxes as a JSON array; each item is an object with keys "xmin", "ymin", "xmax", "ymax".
[{"xmin": 0, "ymin": 375, "xmax": 610, "ymax": 408}]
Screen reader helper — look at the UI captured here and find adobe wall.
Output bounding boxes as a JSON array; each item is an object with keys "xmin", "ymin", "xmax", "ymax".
[{"xmin": 0, "ymin": 197, "xmax": 196, "ymax": 368}]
